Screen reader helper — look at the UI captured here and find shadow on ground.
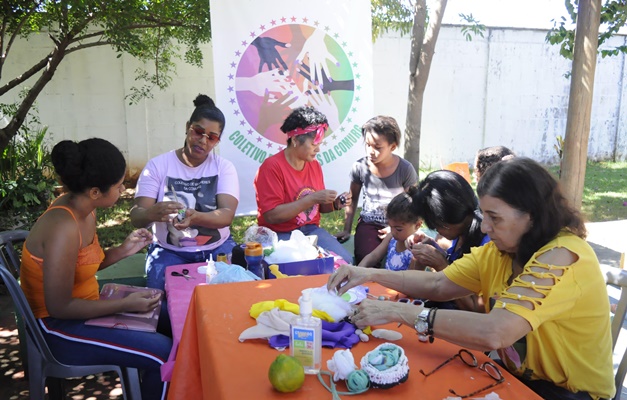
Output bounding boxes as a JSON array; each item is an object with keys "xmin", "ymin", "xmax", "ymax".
[{"xmin": 0, "ymin": 286, "xmax": 125, "ymax": 400}]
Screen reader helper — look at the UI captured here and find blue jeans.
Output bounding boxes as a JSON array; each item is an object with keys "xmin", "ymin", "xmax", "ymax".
[
  {"xmin": 276, "ymin": 225, "xmax": 354, "ymax": 264},
  {"xmin": 40, "ymin": 317, "xmax": 172, "ymax": 399},
  {"xmin": 144, "ymin": 236, "xmax": 238, "ymax": 335}
]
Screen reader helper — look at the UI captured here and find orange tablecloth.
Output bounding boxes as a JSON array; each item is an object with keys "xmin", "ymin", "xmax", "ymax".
[{"xmin": 168, "ymin": 275, "xmax": 542, "ymax": 400}]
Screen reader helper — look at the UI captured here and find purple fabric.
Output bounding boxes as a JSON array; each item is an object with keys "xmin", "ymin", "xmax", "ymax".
[{"xmin": 268, "ymin": 320, "xmax": 359, "ymax": 349}]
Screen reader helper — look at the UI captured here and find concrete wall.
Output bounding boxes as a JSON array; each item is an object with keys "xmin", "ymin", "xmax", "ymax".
[{"xmin": 3, "ymin": 25, "xmax": 626, "ymax": 176}]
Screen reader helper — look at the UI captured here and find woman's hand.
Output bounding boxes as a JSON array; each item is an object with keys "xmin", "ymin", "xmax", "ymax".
[
  {"xmin": 312, "ymin": 189, "xmax": 338, "ymax": 205},
  {"xmin": 327, "ymin": 265, "xmax": 374, "ymax": 295},
  {"xmin": 118, "ymin": 228, "xmax": 153, "ymax": 255},
  {"xmin": 334, "ymin": 191, "xmax": 352, "ymax": 209},
  {"xmin": 350, "ymin": 299, "xmax": 424, "ymax": 329},
  {"xmin": 123, "ymin": 291, "xmax": 162, "ymax": 313},
  {"xmin": 334, "ymin": 230, "xmax": 351, "ymax": 243},
  {"xmin": 147, "ymin": 200, "xmax": 185, "ymax": 223},
  {"xmin": 410, "ymin": 240, "xmax": 448, "ymax": 271}
]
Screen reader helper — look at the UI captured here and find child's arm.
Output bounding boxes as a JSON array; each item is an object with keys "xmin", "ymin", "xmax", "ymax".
[
  {"xmin": 358, "ymin": 233, "xmax": 392, "ymax": 268},
  {"xmin": 335, "ymin": 181, "xmax": 362, "ymax": 243}
]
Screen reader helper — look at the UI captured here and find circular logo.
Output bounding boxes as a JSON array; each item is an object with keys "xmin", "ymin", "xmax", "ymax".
[{"xmin": 226, "ymin": 17, "xmax": 362, "ymax": 154}]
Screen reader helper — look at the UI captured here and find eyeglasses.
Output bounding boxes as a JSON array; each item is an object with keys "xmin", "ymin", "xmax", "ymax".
[
  {"xmin": 189, "ymin": 125, "xmax": 220, "ymax": 143},
  {"xmin": 419, "ymin": 349, "xmax": 504, "ymax": 398}
]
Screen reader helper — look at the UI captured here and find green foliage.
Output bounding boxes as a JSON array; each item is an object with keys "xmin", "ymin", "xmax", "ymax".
[
  {"xmin": 0, "ymin": 101, "xmax": 56, "ymax": 230},
  {"xmin": 554, "ymin": 135, "xmax": 565, "ymax": 178},
  {"xmin": 458, "ymin": 13, "xmax": 486, "ymax": 41},
  {"xmin": 371, "ymin": 0, "xmax": 415, "ymax": 41},
  {"xmin": 546, "ymin": 0, "xmax": 627, "ymax": 59},
  {"xmin": 2, "ymin": 0, "xmax": 212, "ymax": 118}
]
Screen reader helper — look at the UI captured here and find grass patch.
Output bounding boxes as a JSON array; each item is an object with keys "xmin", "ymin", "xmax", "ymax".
[{"xmin": 63, "ymin": 160, "xmax": 627, "ymax": 248}]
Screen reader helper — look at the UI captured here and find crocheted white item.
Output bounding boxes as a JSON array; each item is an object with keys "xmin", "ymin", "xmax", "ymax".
[
  {"xmin": 326, "ymin": 349, "xmax": 357, "ymax": 381},
  {"xmin": 360, "ymin": 343, "xmax": 409, "ymax": 387}
]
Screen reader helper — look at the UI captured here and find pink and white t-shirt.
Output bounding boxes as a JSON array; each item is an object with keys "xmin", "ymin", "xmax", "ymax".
[{"xmin": 135, "ymin": 151, "xmax": 239, "ymax": 252}]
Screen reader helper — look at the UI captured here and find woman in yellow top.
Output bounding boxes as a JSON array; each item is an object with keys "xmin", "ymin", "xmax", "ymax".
[
  {"xmin": 328, "ymin": 157, "xmax": 614, "ymax": 400},
  {"xmin": 20, "ymin": 138, "xmax": 172, "ymax": 400}
]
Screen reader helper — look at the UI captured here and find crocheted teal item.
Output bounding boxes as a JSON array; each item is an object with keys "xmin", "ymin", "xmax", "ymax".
[
  {"xmin": 367, "ymin": 345, "xmax": 402, "ymax": 371},
  {"xmin": 346, "ymin": 370, "xmax": 370, "ymax": 392}
]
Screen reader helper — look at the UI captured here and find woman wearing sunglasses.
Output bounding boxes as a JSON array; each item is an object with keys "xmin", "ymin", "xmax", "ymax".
[
  {"xmin": 130, "ymin": 94, "xmax": 239, "ymax": 335},
  {"xmin": 328, "ymin": 157, "xmax": 614, "ymax": 400},
  {"xmin": 253, "ymin": 106, "xmax": 354, "ymax": 263}
]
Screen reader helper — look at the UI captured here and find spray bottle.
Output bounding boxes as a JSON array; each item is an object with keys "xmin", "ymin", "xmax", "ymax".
[
  {"xmin": 205, "ymin": 254, "xmax": 217, "ymax": 283},
  {"xmin": 290, "ymin": 288, "xmax": 321, "ymax": 374}
]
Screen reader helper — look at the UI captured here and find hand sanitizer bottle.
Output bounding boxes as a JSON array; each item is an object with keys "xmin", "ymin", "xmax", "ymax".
[
  {"xmin": 206, "ymin": 254, "xmax": 217, "ymax": 283},
  {"xmin": 290, "ymin": 289, "xmax": 321, "ymax": 374}
]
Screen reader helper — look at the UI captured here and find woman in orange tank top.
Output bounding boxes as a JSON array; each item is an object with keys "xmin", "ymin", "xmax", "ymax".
[{"xmin": 21, "ymin": 138, "xmax": 172, "ymax": 400}]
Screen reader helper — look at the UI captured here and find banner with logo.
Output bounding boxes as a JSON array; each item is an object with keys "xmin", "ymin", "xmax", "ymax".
[{"xmin": 210, "ymin": 0, "xmax": 373, "ymax": 214}]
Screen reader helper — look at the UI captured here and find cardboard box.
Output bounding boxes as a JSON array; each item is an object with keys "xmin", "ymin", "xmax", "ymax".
[{"xmin": 263, "ymin": 256, "xmax": 334, "ymax": 279}]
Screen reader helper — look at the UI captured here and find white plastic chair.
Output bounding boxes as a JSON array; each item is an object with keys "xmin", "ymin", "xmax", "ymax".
[
  {"xmin": 601, "ymin": 259, "xmax": 627, "ymax": 400},
  {"xmin": 0, "ymin": 260, "xmax": 142, "ymax": 399}
]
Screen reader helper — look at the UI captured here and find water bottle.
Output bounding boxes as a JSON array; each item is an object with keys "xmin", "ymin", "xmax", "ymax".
[{"xmin": 244, "ymin": 241, "xmax": 264, "ymax": 279}]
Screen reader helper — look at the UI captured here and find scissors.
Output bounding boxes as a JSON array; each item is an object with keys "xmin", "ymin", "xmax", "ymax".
[{"xmin": 171, "ymin": 269, "xmax": 195, "ymax": 280}]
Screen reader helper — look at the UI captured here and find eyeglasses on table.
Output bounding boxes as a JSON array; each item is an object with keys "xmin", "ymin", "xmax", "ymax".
[{"xmin": 419, "ymin": 349, "xmax": 505, "ymax": 398}]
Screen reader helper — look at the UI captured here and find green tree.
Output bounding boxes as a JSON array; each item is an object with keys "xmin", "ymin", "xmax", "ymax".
[
  {"xmin": 546, "ymin": 0, "xmax": 627, "ymax": 59},
  {"xmin": 0, "ymin": 0, "xmax": 211, "ymax": 152}
]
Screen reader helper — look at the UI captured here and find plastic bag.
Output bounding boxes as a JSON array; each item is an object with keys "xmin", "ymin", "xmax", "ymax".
[
  {"xmin": 243, "ymin": 225, "xmax": 278, "ymax": 250},
  {"xmin": 264, "ymin": 230, "xmax": 319, "ymax": 264},
  {"xmin": 209, "ymin": 261, "xmax": 260, "ymax": 284}
]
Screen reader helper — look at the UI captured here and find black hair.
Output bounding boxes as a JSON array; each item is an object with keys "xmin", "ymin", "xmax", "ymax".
[
  {"xmin": 474, "ymin": 146, "xmax": 516, "ymax": 181},
  {"xmin": 188, "ymin": 94, "xmax": 225, "ymax": 133},
  {"xmin": 280, "ymin": 106, "xmax": 328, "ymax": 146},
  {"xmin": 361, "ymin": 115, "xmax": 401, "ymax": 146},
  {"xmin": 411, "ymin": 170, "xmax": 484, "ymax": 254},
  {"xmin": 386, "ymin": 186, "xmax": 421, "ymax": 223},
  {"xmin": 477, "ymin": 157, "xmax": 586, "ymax": 265},
  {"xmin": 51, "ymin": 138, "xmax": 126, "ymax": 194}
]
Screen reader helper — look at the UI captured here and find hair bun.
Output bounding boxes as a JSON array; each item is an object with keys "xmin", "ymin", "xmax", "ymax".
[{"xmin": 194, "ymin": 94, "xmax": 216, "ymax": 108}]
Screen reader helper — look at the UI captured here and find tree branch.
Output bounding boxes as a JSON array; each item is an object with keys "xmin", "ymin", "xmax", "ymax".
[
  {"xmin": 2, "ymin": 1, "xmax": 45, "ymax": 73},
  {"xmin": 0, "ymin": 56, "xmax": 49, "ymax": 97},
  {"xmin": 65, "ymin": 40, "xmax": 113, "ymax": 55}
]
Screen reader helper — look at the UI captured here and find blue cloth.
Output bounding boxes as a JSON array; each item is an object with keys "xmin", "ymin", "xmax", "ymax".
[
  {"xmin": 384, "ymin": 237, "xmax": 413, "ymax": 271},
  {"xmin": 275, "ymin": 224, "xmax": 354, "ymax": 264},
  {"xmin": 39, "ymin": 317, "xmax": 172, "ymax": 399},
  {"xmin": 268, "ymin": 320, "xmax": 359, "ymax": 349}
]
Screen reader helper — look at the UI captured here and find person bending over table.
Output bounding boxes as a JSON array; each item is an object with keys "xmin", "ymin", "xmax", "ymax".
[
  {"xmin": 405, "ymin": 169, "xmax": 490, "ymax": 311},
  {"xmin": 328, "ymin": 157, "xmax": 615, "ymax": 400},
  {"xmin": 254, "ymin": 106, "xmax": 354, "ymax": 263},
  {"xmin": 21, "ymin": 138, "xmax": 172, "ymax": 400}
]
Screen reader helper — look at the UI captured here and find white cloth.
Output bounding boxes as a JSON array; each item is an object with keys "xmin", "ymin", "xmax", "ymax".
[{"xmin": 238, "ymin": 308, "xmax": 294, "ymax": 341}]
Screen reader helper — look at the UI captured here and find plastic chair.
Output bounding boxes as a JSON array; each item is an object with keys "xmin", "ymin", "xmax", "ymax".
[
  {"xmin": 0, "ymin": 229, "xmax": 28, "ymax": 278},
  {"xmin": 601, "ymin": 259, "xmax": 627, "ymax": 400},
  {"xmin": 0, "ymin": 260, "xmax": 142, "ymax": 400},
  {"xmin": 443, "ymin": 162, "xmax": 472, "ymax": 184}
]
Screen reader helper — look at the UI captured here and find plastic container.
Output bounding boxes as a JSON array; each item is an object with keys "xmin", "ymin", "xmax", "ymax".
[
  {"xmin": 290, "ymin": 288, "xmax": 321, "ymax": 374},
  {"xmin": 205, "ymin": 254, "xmax": 217, "ymax": 283},
  {"xmin": 244, "ymin": 242, "xmax": 264, "ymax": 280}
]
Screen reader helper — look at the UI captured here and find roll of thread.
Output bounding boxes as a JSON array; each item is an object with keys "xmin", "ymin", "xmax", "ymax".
[{"xmin": 244, "ymin": 242, "xmax": 264, "ymax": 279}]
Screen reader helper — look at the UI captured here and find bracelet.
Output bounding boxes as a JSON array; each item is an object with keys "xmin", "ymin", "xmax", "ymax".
[
  {"xmin": 332, "ymin": 199, "xmax": 338, "ymax": 211},
  {"xmin": 427, "ymin": 307, "xmax": 438, "ymax": 343}
]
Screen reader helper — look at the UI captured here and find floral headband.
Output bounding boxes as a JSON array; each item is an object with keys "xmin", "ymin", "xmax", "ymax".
[{"xmin": 286, "ymin": 123, "xmax": 328, "ymax": 145}]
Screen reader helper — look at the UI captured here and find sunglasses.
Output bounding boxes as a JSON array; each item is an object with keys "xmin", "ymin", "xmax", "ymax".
[
  {"xmin": 419, "ymin": 349, "xmax": 504, "ymax": 398},
  {"xmin": 189, "ymin": 125, "xmax": 220, "ymax": 143}
]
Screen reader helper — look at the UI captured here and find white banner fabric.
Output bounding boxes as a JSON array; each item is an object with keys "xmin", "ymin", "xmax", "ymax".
[{"xmin": 210, "ymin": 0, "xmax": 374, "ymax": 215}]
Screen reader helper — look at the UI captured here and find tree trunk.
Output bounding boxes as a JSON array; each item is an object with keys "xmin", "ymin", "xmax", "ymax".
[
  {"xmin": 404, "ymin": 0, "xmax": 448, "ymax": 172},
  {"xmin": 0, "ymin": 41, "xmax": 69, "ymax": 151},
  {"xmin": 560, "ymin": 0, "xmax": 601, "ymax": 210}
]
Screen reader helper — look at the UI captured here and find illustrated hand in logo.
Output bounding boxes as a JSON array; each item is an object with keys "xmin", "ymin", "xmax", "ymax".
[
  {"xmin": 295, "ymin": 28, "xmax": 339, "ymax": 87},
  {"xmin": 236, "ymin": 68, "xmax": 294, "ymax": 97},
  {"xmin": 251, "ymin": 36, "xmax": 291, "ymax": 73}
]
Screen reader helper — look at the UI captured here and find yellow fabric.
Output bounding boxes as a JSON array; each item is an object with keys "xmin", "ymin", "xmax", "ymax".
[
  {"xmin": 249, "ymin": 299, "xmax": 334, "ymax": 322},
  {"xmin": 20, "ymin": 206, "xmax": 105, "ymax": 319},
  {"xmin": 443, "ymin": 231, "xmax": 615, "ymax": 399}
]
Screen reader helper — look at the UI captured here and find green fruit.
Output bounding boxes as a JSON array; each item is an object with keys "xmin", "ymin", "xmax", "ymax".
[{"xmin": 268, "ymin": 354, "xmax": 305, "ymax": 393}]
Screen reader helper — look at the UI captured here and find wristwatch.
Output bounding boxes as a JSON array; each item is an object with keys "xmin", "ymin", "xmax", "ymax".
[{"xmin": 414, "ymin": 309, "xmax": 430, "ymax": 335}]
